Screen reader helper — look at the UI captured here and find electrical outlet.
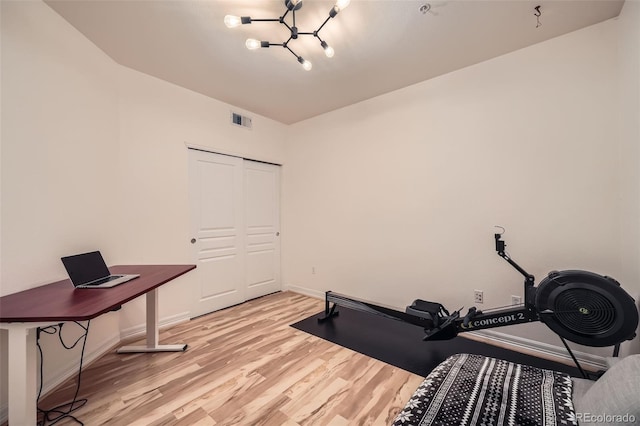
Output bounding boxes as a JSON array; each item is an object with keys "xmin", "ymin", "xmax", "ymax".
[
  {"xmin": 511, "ymin": 295, "xmax": 522, "ymax": 305},
  {"xmin": 474, "ymin": 290, "xmax": 484, "ymax": 304}
]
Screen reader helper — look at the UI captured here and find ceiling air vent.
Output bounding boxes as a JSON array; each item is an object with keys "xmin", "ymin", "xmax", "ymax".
[{"xmin": 231, "ymin": 112, "xmax": 252, "ymax": 129}]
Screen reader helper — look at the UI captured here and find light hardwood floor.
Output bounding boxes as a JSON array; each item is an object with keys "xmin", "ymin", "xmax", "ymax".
[{"xmin": 36, "ymin": 291, "xmax": 424, "ymax": 425}]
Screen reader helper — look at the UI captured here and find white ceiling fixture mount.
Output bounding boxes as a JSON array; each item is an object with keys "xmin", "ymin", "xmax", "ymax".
[
  {"xmin": 419, "ymin": 3, "xmax": 431, "ymax": 14},
  {"xmin": 224, "ymin": 0, "xmax": 351, "ymax": 71}
]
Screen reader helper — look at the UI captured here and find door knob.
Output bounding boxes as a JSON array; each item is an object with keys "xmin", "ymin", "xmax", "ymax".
[
  {"xmin": 190, "ymin": 238, "xmax": 196, "ymax": 244},
  {"xmin": 276, "ymin": 232, "xmax": 280, "ymax": 236}
]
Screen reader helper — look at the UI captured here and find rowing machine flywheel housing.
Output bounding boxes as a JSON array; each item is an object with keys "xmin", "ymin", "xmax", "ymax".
[{"xmin": 535, "ymin": 270, "xmax": 639, "ymax": 347}]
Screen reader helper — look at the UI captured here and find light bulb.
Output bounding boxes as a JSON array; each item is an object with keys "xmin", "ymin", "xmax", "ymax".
[
  {"xmin": 335, "ymin": 0, "xmax": 350, "ymax": 11},
  {"xmin": 298, "ymin": 56, "xmax": 312, "ymax": 70},
  {"xmin": 286, "ymin": 0, "xmax": 302, "ymax": 10},
  {"xmin": 321, "ymin": 41, "xmax": 335, "ymax": 58},
  {"xmin": 224, "ymin": 15, "xmax": 241, "ymax": 28},
  {"xmin": 245, "ymin": 39, "xmax": 261, "ymax": 50}
]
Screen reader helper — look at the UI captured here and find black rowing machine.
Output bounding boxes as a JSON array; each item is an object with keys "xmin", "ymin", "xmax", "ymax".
[{"xmin": 318, "ymin": 231, "xmax": 639, "ymax": 377}]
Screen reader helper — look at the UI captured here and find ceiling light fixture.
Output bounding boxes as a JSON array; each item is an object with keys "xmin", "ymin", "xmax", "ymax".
[{"xmin": 224, "ymin": 0, "xmax": 351, "ymax": 71}]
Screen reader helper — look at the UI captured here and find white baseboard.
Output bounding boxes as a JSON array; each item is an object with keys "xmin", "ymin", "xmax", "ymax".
[
  {"xmin": 462, "ymin": 329, "xmax": 608, "ymax": 370},
  {"xmin": 284, "ymin": 284, "xmax": 325, "ymax": 300},
  {"xmin": 119, "ymin": 312, "xmax": 191, "ymax": 341}
]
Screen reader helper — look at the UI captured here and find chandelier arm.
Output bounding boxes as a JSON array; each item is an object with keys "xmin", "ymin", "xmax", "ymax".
[
  {"xmin": 315, "ymin": 16, "xmax": 332, "ymax": 34},
  {"xmin": 285, "ymin": 45, "xmax": 300, "ymax": 59},
  {"xmin": 249, "ymin": 18, "xmax": 281, "ymax": 23},
  {"xmin": 281, "ymin": 21, "xmax": 294, "ymax": 33}
]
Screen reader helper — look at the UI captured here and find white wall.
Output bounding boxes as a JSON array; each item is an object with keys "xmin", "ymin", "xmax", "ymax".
[
  {"xmin": 283, "ymin": 16, "xmax": 639, "ymax": 359},
  {"xmin": 617, "ymin": 0, "xmax": 640, "ymax": 356},
  {"xmin": 1, "ymin": 0, "xmax": 121, "ymax": 413}
]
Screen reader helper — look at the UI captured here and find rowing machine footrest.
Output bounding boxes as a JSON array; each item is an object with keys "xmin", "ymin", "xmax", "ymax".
[
  {"xmin": 423, "ymin": 320, "xmax": 459, "ymax": 341},
  {"xmin": 406, "ymin": 299, "xmax": 450, "ymax": 328}
]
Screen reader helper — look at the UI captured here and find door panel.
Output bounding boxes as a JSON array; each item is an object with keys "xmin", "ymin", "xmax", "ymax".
[
  {"xmin": 189, "ymin": 150, "xmax": 245, "ymax": 317},
  {"xmin": 244, "ymin": 161, "xmax": 281, "ymax": 299}
]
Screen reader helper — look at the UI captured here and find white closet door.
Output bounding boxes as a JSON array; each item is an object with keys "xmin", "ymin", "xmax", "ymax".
[
  {"xmin": 189, "ymin": 150, "xmax": 245, "ymax": 318},
  {"xmin": 244, "ymin": 160, "xmax": 281, "ymax": 299},
  {"xmin": 188, "ymin": 150, "xmax": 281, "ymax": 318}
]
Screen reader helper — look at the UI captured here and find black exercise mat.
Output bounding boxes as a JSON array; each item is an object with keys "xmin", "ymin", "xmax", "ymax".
[{"xmin": 291, "ymin": 306, "xmax": 584, "ymax": 378}]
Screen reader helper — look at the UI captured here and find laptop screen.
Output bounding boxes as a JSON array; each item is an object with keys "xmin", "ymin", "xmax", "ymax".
[{"xmin": 61, "ymin": 251, "xmax": 111, "ymax": 286}]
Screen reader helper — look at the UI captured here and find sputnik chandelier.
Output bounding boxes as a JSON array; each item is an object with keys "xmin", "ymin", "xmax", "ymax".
[{"xmin": 224, "ymin": 0, "xmax": 351, "ymax": 71}]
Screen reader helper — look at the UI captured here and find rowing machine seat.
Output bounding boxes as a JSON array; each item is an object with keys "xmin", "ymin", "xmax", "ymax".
[{"xmin": 406, "ymin": 299, "xmax": 450, "ymax": 328}]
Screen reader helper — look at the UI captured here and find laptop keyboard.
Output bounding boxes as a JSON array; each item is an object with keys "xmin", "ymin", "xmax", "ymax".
[{"xmin": 86, "ymin": 275, "xmax": 121, "ymax": 286}]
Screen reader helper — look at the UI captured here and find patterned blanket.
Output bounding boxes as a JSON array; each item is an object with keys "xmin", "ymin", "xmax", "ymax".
[{"xmin": 392, "ymin": 353, "xmax": 576, "ymax": 426}]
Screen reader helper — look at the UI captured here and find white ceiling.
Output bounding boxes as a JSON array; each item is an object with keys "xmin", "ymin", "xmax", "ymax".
[{"xmin": 45, "ymin": 0, "xmax": 624, "ymax": 125}]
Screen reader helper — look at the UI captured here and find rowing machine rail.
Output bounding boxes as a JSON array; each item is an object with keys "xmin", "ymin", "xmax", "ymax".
[
  {"xmin": 320, "ymin": 290, "xmax": 538, "ymax": 341},
  {"xmin": 319, "ymin": 233, "xmax": 539, "ymax": 341}
]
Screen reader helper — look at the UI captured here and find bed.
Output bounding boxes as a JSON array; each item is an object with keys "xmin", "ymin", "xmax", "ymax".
[{"xmin": 392, "ymin": 353, "xmax": 640, "ymax": 426}]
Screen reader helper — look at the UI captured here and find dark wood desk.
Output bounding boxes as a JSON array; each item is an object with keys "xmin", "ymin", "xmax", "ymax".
[{"xmin": 0, "ymin": 264, "xmax": 196, "ymax": 425}]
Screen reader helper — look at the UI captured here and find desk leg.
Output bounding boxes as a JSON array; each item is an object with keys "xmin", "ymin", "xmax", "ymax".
[
  {"xmin": 7, "ymin": 325, "xmax": 37, "ymax": 426},
  {"xmin": 116, "ymin": 289, "xmax": 187, "ymax": 353}
]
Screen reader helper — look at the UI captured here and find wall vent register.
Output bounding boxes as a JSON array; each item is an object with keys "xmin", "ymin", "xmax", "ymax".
[{"xmin": 231, "ymin": 112, "xmax": 252, "ymax": 129}]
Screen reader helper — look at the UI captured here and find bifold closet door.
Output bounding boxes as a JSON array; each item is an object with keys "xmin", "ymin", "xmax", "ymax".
[{"xmin": 188, "ymin": 149, "xmax": 281, "ymax": 318}]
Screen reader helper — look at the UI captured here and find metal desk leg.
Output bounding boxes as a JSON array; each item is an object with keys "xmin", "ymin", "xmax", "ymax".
[
  {"xmin": 7, "ymin": 324, "xmax": 38, "ymax": 425},
  {"xmin": 116, "ymin": 289, "xmax": 187, "ymax": 353}
]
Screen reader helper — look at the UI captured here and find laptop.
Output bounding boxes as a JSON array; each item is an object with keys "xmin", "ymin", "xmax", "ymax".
[{"xmin": 61, "ymin": 251, "xmax": 139, "ymax": 289}]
